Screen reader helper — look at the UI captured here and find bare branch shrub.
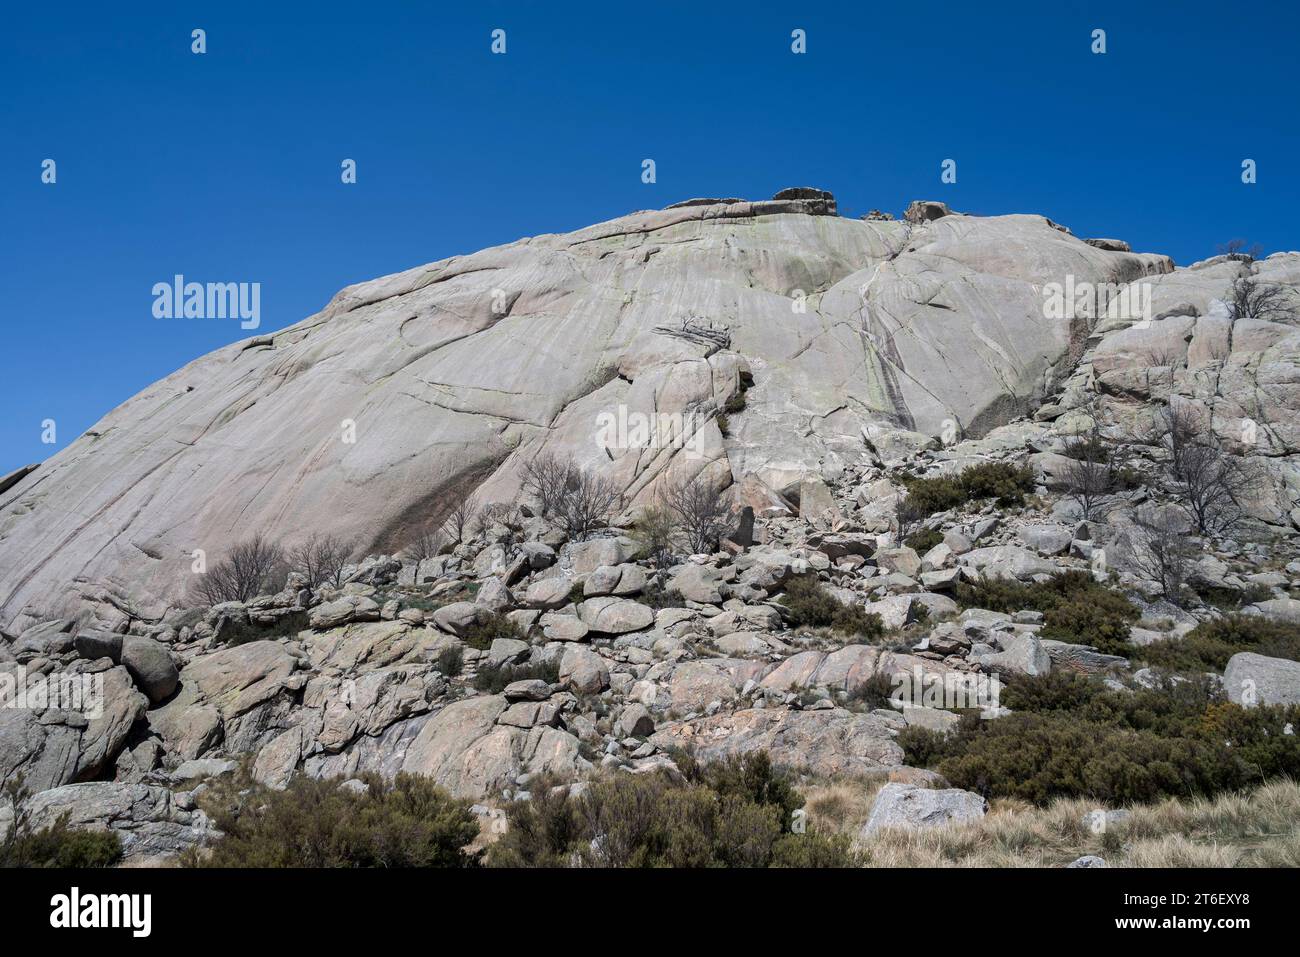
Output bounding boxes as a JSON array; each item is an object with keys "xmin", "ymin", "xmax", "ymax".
[
  {"xmin": 1154, "ymin": 404, "xmax": 1266, "ymax": 535},
  {"xmin": 664, "ymin": 473, "xmax": 732, "ymax": 554},
  {"xmin": 1217, "ymin": 239, "xmax": 1262, "ymax": 262},
  {"xmin": 479, "ymin": 502, "xmax": 526, "ymax": 548},
  {"xmin": 554, "ymin": 467, "xmax": 621, "ymax": 541},
  {"xmin": 521, "ymin": 454, "xmax": 620, "ymax": 540},
  {"xmin": 194, "ymin": 534, "xmax": 287, "ymax": 605},
  {"xmin": 402, "ymin": 528, "xmax": 442, "ymax": 582},
  {"xmin": 520, "ymin": 454, "xmax": 572, "ymax": 519},
  {"xmin": 1061, "ymin": 411, "xmax": 1127, "ymax": 521},
  {"xmin": 1126, "ymin": 508, "xmax": 1196, "ymax": 605},
  {"xmin": 1224, "ymin": 277, "xmax": 1294, "ymax": 323},
  {"xmin": 441, "ymin": 494, "xmax": 479, "ymax": 545},
  {"xmin": 287, "ymin": 533, "xmax": 353, "ymax": 590}
]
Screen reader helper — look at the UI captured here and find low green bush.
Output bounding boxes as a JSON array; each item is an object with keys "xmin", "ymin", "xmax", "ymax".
[
  {"xmin": 435, "ymin": 645, "xmax": 464, "ymax": 677},
  {"xmin": 955, "ymin": 571, "xmax": 1138, "ymax": 655},
  {"xmin": 217, "ymin": 610, "xmax": 310, "ymax": 647},
  {"xmin": 472, "ymin": 658, "xmax": 560, "ymax": 694},
  {"xmin": 898, "ymin": 461, "xmax": 1036, "ymax": 522},
  {"xmin": 487, "ymin": 753, "xmax": 857, "ymax": 868},
  {"xmin": 904, "ymin": 528, "xmax": 944, "ymax": 554},
  {"xmin": 1139, "ymin": 614, "xmax": 1300, "ymax": 672},
  {"xmin": 900, "ymin": 673, "xmax": 1300, "ymax": 806},
  {"xmin": 0, "ymin": 814, "xmax": 123, "ymax": 868},
  {"xmin": 779, "ymin": 575, "xmax": 885, "ymax": 640},
  {"xmin": 187, "ymin": 772, "xmax": 480, "ymax": 867},
  {"xmin": 461, "ymin": 611, "xmax": 527, "ymax": 651}
]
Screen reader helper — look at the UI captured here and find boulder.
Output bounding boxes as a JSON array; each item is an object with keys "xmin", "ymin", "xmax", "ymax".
[
  {"xmin": 525, "ymin": 577, "xmax": 574, "ymax": 610},
  {"xmin": 22, "ymin": 781, "xmax": 210, "ymax": 861},
  {"xmin": 558, "ymin": 647, "xmax": 610, "ymax": 694},
  {"xmin": 650, "ymin": 707, "xmax": 904, "ymax": 778},
  {"xmin": 861, "ymin": 782, "xmax": 987, "ymax": 836},
  {"xmin": 119, "ymin": 636, "xmax": 179, "ymax": 704},
  {"xmin": 1223, "ymin": 652, "xmax": 1300, "ymax": 707},
  {"xmin": 667, "ymin": 563, "xmax": 727, "ymax": 604},
  {"xmin": 578, "ymin": 597, "xmax": 654, "ymax": 635}
]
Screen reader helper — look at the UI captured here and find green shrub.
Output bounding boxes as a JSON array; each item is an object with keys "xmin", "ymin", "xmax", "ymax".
[
  {"xmin": 487, "ymin": 757, "xmax": 857, "ymax": 868},
  {"xmin": 847, "ymin": 671, "xmax": 902, "ymax": 711},
  {"xmin": 188, "ymin": 772, "xmax": 480, "ymax": 867},
  {"xmin": 904, "ymin": 528, "xmax": 944, "ymax": 554},
  {"xmin": 472, "ymin": 658, "xmax": 560, "ymax": 694},
  {"xmin": 0, "ymin": 815, "xmax": 123, "ymax": 868},
  {"xmin": 901, "ymin": 673, "xmax": 1300, "ymax": 805},
  {"xmin": 779, "ymin": 575, "xmax": 885, "ymax": 639},
  {"xmin": 217, "ymin": 610, "xmax": 310, "ymax": 647},
  {"xmin": 1194, "ymin": 583, "xmax": 1276, "ymax": 613},
  {"xmin": 461, "ymin": 611, "xmax": 526, "ymax": 651},
  {"xmin": 1140, "ymin": 614, "xmax": 1300, "ymax": 672},
  {"xmin": 1062, "ymin": 436, "xmax": 1110, "ymax": 463},
  {"xmin": 674, "ymin": 751, "xmax": 803, "ymax": 829},
  {"xmin": 955, "ymin": 571, "xmax": 1138, "ymax": 655},
  {"xmin": 639, "ymin": 581, "xmax": 687, "ymax": 609},
  {"xmin": 898, "ymin": 462, "xmax": 1036, "ymax": 523},
  {"xmin": 435, "ymin": 645, "xmax": 464, "ymax": 677}
]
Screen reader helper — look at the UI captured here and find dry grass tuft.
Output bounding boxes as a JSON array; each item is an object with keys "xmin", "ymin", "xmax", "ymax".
[{"xmin": 801, "ymin": 777, "xmax": 1300, "ymax": 867}]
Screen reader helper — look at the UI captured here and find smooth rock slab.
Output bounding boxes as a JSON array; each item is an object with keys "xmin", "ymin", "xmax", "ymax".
[
  {"xmin": 861, "ymin": 782, "xmax": 987, "ymax": 836},
  {"xmin": 1223, "ymin": 652, "xmax": 1300, "ymax": 707},
  {"xmin": 649, "ymin": 707, "xmax": 904, "ymax": 778},
  {"xmin": 578, "ymin": 597, "xmax": 654, "ymax": 634}
]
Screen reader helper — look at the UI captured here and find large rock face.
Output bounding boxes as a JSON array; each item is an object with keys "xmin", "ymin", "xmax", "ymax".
[{"xmin": 0, "ymin": 190, "xmax": 1179, "ymax": 631}]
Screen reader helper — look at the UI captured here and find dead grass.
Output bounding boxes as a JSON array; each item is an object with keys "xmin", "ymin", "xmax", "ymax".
[{"xmin": 805, "ymin": 777, "xmax": 1300, "ymax": 867}]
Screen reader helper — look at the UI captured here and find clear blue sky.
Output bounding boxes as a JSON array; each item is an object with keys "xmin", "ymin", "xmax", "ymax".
[{"xmin": 2, "ymin": 1, "xmax": 1297, "ymax": 474}]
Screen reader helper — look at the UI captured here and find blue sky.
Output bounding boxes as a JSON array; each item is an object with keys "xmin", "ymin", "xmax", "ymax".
[{"xmin": 2, "ymin": 0, "xmax": 1297, "ymax": 474}]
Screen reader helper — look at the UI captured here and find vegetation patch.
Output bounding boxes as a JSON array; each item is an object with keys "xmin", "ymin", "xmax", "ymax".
[
  {"xmin": 954, "ymin": 571, "xmax": 1139, "ymax": 655},
  {"xmin": 899, "ymin": 672, "xmax": 1300, "ymax": 806},
  {"xmin": 472, "ymin": 658, "xmax": 560, "ymax": 694},
  {"xmin": 461, "ymin": 612, "xmax": 527, "ymax": 651},
  {"xmin": 898, "ymin": 462, "xmax": 1036, "ymax": 523},
  {"xmin": 1139, "ymin": 614, "xmax": 1300, "ymax": 672},
  {"xmin": 0, "ymin": 814, "xmax": 123, "ymax": 869},
  {"xmin": 186, "ymin": 771, "xmax": 480, "ymax": 867},
  {"xmin": 779, "ymin": 574, "xmax": 885, "ymax": 640},
  {"xmin": 487, "ymin": 752, "xmax": 857, "ymax": 868}
]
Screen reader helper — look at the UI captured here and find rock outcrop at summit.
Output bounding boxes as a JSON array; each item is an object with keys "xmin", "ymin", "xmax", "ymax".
[{"xmin": 0, "ymin": 189, "xmax": 1175, "ymax": 632}]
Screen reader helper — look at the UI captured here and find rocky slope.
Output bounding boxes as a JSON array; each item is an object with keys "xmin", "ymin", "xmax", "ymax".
[
  {"xmin": 0, "ymin": 189, "xmax": 1175, "ymax": 633},
  {"xmin": 3, "ymin": 189, "xmax": 1300, "ymax": 864}
]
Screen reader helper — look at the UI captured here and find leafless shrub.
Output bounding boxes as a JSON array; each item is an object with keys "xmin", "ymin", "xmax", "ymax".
[
  {"xmin": 1154, "ymin": 404, "xmax": 1266, "ymax": 536},
  {"xmin": 653, "ymin": 314, "xmax": 732, "ymax": 350},
  {"xmin": 1060, "ymin": 410, "xmax": 1124, "ymax": 522},
  {"xmin": 664, "ymin": 473, "xmax": 732, "ymax": 554},
  {"xmin": 479, "ymin": 502, "xmax": 527, "ymax": 548},
  {"xmin": 554, "ymin": 467, "xmax": 621, "ymax": 541},
  {"xmin": 1217, "ymin": 239, "xmax": 1263, "ymax": 262},
  {"xmin": 441, "ymin": 494, "xmax": 479, "ymax": 545},
  {"xmin": 402, "ymin": 528, "xmax": 442, "ymax": 579},
  {"xmin": 194, "ymin": 533, "xmax": 287, "ymax": 605},
  {"xmin": 521, "ymin": 454, "xmax": 620, "ymax": 540},
  {"xmin": 287, "ymin": 533, "xmax": 353, "ymax": 590},
  {"xmin": 1224, "ymin": 277, "xmax": 1294, "ymax": 324},
  {"xmin": 520, "ymin": 454, "xmax": 572, "ymax": 519},
  {"xmin": 1126, "ymin": 508, "xmax": 1196, "ymax": 605}
]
